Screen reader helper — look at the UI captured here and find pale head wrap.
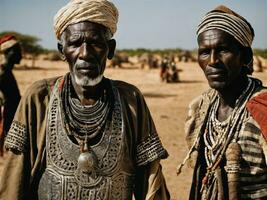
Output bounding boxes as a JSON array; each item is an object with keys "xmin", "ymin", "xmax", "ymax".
[
  {"xmin": 0, "ymin": 36, "xmax": 18, "ymax": 52},
  {"xmin": 197, "ymin": 5, "xmax": 254, "ymax": 47},
  {"xmin": 0, "ymin": 35, "xmax": 18, "ymax": 65},
  {"xmin": 53, "ymin": 0, "xmax": 119, "ymax": 40}
]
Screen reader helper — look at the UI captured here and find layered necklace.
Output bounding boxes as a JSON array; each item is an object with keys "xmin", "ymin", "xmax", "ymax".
[
  {"xmin": 62, "ymin": 74, "xmax": 112, "ymax": 141},
  {"xmin": 201, "ymin": 77, "xmax": 256, "ymax": 198},
  {"xmin": 61, "ymin": 74, "xmax": 113, "ymax": 176}
]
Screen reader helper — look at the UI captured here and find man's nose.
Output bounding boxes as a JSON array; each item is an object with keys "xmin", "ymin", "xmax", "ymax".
[
  {"xmin": 79, "ymin": 42, "xmax": 91, "ymax": 60},
  {"xmin": 209, "ymin": 50, "xmax": 218, "ymax": 65}
]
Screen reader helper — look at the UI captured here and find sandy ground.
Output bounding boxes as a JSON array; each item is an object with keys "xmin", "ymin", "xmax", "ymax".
[{"xmin": 1, "ymin": 58, "xmax": 267, "ymax": 199}]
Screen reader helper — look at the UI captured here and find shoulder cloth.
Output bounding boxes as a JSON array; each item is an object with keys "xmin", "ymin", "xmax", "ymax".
[{"xmin": 246, "ymin": 88, "xmax": 267, "ymax": 140}]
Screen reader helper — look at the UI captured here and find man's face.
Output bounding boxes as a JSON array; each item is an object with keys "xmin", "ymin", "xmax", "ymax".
[
  {"xmin": 5, "ymin": 43, "xmax": 22, "ymax": 66},
  {"xmin": 60, "ymin": 21, "xmax": 114, "ymax": 87},
  {"xmin": 197, "ymin": 29, "xmax": 244, "ymax": 90}
]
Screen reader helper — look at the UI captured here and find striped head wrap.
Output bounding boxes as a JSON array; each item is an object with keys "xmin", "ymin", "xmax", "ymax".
[
  {"xmin": 0, "ymin": 35, "xmax": 18, "ymax": 52},
  {"xmin": 53, "ymin": 0, "xmax": 119, "ymax": 40},
  {"xmin": 197, "ymin": 5, "xmax": 254, "ymax": 47}
]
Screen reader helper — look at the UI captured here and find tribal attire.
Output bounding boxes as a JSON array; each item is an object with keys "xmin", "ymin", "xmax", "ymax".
[
  {"xmin": 0, "ymin": 74, "xmax": 169, "ymax": 200},
  {"xmin": 0, "ymin": 66, "xmax": 20, "ymax": 146},
  {"xmin": 0, "ymin": 35, "xmax": 21, "ymax": 148},
  {"xmin": 185, "ymin": 78, "xmax": 267, "ymax": 199}
]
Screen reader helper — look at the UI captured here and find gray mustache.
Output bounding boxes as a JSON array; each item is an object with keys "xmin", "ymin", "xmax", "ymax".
[{"xmin": 74, "ymin": 60, "xmax": 97, "ymax": 69}]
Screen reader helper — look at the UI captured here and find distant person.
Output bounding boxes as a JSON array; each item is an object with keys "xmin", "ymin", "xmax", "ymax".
[
  {"xmin": 168, "ymin": 61, "xmax": 179, "ymax": 83},
  {"xmin": 0, "ymin": 35, "xmax": 21, "ymax": 156},
  {"xmin": 160, "ymin": 56, "xmax": 169, "ymax": 82},
  {"xmin": 177, "ymin": 5, "xmax": 267, "ymax": 199},
  {"xmin": 0, "ymin": 0, "xmax": 169, "ymax": 199}
]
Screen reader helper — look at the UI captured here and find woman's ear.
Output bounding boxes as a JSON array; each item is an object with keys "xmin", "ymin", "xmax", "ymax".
[
  {"xmin": 57, "ymin": 43, "xmax": 66, "ymax": 61},
  {"xmin": 107, "ymin": 39, "xmax": 116, "ymax": 60}
]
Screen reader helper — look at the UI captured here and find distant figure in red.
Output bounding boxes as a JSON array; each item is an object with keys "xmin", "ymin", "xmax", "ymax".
[{"xmin": 0, "ymin": 35, "xmax": 21, "ymax": 156}]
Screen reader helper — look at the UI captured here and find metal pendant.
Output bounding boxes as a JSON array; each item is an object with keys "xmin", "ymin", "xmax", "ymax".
[{"xmin": 77, "ymin": 139, "xmax": 98, "ymax": 178}]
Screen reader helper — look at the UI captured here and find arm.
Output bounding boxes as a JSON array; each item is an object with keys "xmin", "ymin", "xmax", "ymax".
[
  {"xmin": 134, "ymin": 160, "xmax": 170, "ymax": 200},
  {"xmin": 0, "ymin": 150, "xmax": 31, "ymax": 200},
  {"xmin": 0, "ymin": 105, "xmax": 4, "ymax": 156},
  {"xmin": 0, "ymin": 98, "xmax": 31, "ymax": 199},
  {"xmin": 0, "ymin": 79, "xmax": 51, "ymax": 200},
  {"xmin": 132, "ymin": 89, "xmax": 169, "ymax": 200},
  {"xmin": 259, "ymin": 134, "xmax": 267, "ymax": 164}
]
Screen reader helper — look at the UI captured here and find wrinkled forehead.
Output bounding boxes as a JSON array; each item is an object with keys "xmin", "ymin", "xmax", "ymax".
[
  {"xmin": 62, "ymin": 21, "xmax": 107, "ymax": 40},
  {"xmin": 198, "ymin": 29, "xmax": 236, "ymax": 46}
]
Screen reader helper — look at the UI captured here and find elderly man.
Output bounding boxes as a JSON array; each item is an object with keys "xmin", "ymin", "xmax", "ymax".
[
  {"xmin": 0, "ymin": 0, "xmax": 169, "ymax": 199},
  {"xmin": 177, "ymin": 5, "xmax": 267, "ymax": 200},
  {"xmin": 0, "ymin": 35, "xmax": 21, "ymax": 156}
]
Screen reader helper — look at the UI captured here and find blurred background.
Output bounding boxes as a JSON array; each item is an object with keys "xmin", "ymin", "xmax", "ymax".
[{"xmin": 1, "ymin": 1, "xmax": 267, "ymax": 199}]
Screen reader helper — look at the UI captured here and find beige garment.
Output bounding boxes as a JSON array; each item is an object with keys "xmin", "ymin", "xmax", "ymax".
[
  {"xmin": 0, "ymin": 75, "xmax": 169, "ymax": 200},
  {"xmin": 145, "ymin": 161, "xmax": 169, "ymax": 200}
]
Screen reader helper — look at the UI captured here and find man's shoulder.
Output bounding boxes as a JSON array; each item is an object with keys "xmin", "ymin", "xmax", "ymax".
[
  {"xmin": 188, "ymin": 88, "xmax": 216, "ymax": 110},
  {"xmin": 246, "ymin": 86, "xmax": 267, "ymax": 141},
  {"xmin": 111, "ymin": 79, "xmax": 143, "ymax": 97},
  {"xmin": 23, "ymin": 76, "xmax": 62, "ymax": 98},
  {"xmin": 251, "ymin": 86, "xmax": 267, "ymax": 98}
]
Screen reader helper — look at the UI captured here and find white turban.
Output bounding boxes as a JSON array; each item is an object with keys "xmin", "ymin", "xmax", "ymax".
[{"xmin": 53, "ymin": 0, "xmax": 119, "ymax": 40}]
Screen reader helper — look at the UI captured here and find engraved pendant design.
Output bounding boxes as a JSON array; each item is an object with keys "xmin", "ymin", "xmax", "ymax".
[{"xmin": 77, "ymin": 139, "xmax": 99, "ymax": 179}]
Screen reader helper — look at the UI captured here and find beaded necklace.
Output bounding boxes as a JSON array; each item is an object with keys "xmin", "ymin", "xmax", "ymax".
[
  {"xmin": 201, "ymin": 78, "xmax": 255, "ymax": 197},
  {"xmin": 61, "ymin": 74, "xmax": 112, "ymax": 141},
  {"xmin": 60, "ymin": 74, "xmax": 114, "ymax": 176}
]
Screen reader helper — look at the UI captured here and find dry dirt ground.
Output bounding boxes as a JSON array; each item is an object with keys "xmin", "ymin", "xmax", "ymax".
[{"xmin": 1, "ymin": 58, "xmax": 267, "ymax": 199}]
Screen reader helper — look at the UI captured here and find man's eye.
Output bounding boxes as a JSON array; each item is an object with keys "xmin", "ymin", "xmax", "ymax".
[
  {"xmin": 91, "ymin": 41, "xmax": 105, "ymax": 47},
  {"xmin": 199, "ymin": 49, "xmax": 210, "ymax": 56},
  {"xmin": 68, "ymin": 41, "xmax": 81, "ymax": 47},
  {"xmin": 218, "ymin": 47, "xmax": 229, "ymax": 53}
]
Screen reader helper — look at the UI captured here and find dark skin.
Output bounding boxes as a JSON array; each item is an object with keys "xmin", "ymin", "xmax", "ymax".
[
  {"xmin": 58, "ymin": 21, "xmax": 116, "ymax": 105},
  {"xmin": 0, "ymin": 43, "xmax": 22, "ymax": 156},
  {"xmin": 198, "ymin": 29, "xmax": 252, "ymax": 121},
  {"xmin": 1, "ymin": 43, "xmax": 22, "ymax": 74}
]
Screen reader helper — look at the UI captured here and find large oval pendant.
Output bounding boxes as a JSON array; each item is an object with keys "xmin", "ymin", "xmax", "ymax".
[{"xmin": 77, "ymin": 140, "xmax": 98, "ymax": 177}]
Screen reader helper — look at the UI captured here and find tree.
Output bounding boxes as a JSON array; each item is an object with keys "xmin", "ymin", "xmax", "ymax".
[{"xmin": 0, "ymin": 31, "xmax": 45, "ymax": 67}]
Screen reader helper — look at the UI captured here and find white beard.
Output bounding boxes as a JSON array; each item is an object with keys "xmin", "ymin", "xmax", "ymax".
[{"xmin": 74, "ymin": 74, "xmax": 103, "ymax": 87}]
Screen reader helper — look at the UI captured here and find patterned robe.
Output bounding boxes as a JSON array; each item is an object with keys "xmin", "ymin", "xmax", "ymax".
[
  {"xmin": 185, "ymin": 86, "xmax": 267, "ymax": 199},
  {"xmin": 0, "ymin": 74, "xmax": 169, "ymax": 200}
]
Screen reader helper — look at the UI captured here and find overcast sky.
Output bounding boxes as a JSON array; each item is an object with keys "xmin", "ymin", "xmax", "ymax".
[{"xmin": 1, "ymin": 0, "xmax": 266, "ymax": 50}]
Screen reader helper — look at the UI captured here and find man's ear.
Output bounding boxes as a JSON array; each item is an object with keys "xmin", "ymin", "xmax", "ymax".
[
  {"xmin": 57, "ymin": 42, "xmax": 66, "ymax": 61},
  {"xmin": 240, "ymin": 47, "xmax": 254, "ymax": 75},
  {"xmin": 241, "ymin": 47, "xmax": 253, "ymax": 66},
  {"xmin": 107, "ymin": 39, "xmax": 116, "ymax": 60}
]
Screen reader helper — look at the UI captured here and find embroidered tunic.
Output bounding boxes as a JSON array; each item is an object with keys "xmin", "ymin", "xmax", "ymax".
[{"xmin": 0, "ymin": 75, "xmax": 169, "ymax": 200}]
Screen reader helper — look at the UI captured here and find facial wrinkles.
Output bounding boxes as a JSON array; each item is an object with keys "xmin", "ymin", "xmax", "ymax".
[
  {"xmin": 200, "ymin": 31, "xmax": 222, "ymax": 49},
  {"xmin": 199, "ymin": 31, "xmax": 228, "ymax": 71},
  {"xmin": 62, "ymin": 22, "xmax": 110, "ymax": 87},
  {"xmin": 71, "ymin": 59, "xmax": 103, "ymax": 87},
  {"xmin": 69, "ymin": 32, "xmax": 100, "ymax": 43}
]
